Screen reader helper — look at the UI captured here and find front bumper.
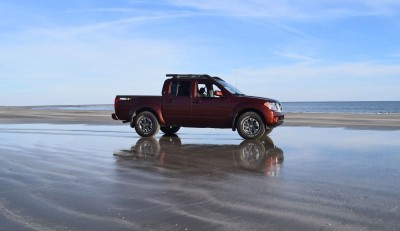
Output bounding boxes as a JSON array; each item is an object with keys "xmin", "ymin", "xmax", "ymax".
[{"xmin": 268, "ymin": 112, "xmax": 284, "ymax": 128}]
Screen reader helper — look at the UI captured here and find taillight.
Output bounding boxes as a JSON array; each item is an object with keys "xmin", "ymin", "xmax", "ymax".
[{"xmin": 114, "ymin": 98, "xmax": 119, "ymax": 109}]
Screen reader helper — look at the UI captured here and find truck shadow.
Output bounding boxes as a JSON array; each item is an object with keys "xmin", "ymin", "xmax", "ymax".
[{"xmin": 114, "ymin": 135, "xmax": 284, "ymax": 175}]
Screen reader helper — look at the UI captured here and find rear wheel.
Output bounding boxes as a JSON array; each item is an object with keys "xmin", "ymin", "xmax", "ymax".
[
  {"xmin": 237, "ymin": 112, "xmax": 266, "ymax": 140},
  {"xmin": 134, "ymin": 111, "xmax": 160, "ymax": 137},
  {"xmin": 160, "ymin": 126, "xmax": 181, "ymax": 135}
]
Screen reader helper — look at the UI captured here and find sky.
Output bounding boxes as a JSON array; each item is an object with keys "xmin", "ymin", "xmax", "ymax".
[{"xmin": 1, "ymin": 0, "xmax": 400, "ymax": 106}]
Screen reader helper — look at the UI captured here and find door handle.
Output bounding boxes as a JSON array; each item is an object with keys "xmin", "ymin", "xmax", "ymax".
[
  {"xmin": 167, "ymin": 99, "xmax": 173, "ymax": 103},
  {"xmin": 193, "ymin": 100, "xmax": 201, "ymax": 104}
]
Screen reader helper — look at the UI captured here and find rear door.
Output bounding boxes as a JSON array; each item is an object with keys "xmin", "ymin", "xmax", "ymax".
[{"xmin": 162, "ymin": 79, "xmax": 193, "ymax": 125}]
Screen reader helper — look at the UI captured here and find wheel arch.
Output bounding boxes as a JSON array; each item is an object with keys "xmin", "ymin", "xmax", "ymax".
[
  {"xmin": 232, "ymin": 108, "xmax": 266, "ymax": 131},
  {"xmin": 130, "ymin": 107, "xmax": 162, "ymax": 127}
]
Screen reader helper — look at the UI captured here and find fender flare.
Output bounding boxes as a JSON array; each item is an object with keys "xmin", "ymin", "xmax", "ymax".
[
  {"xmin": 129, "ymin": 107, "xmax": 165, "ymax": 128},
  {"xmin": 231, "ymin": 103, "xmax": 267, "ymax": 131}
]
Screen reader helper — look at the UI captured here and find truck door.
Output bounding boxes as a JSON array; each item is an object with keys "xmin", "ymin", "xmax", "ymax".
[
  {"xmin": 162, "ymin": 79, "xmax": 193, "ymax": 125},
  {"xmin": 191, "ymin": 81, "xmax": 230, "ymax": 126}
]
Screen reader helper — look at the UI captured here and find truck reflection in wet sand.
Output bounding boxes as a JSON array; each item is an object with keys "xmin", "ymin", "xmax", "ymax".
[{"xmin": 114, "ymin": 136, "xmax": 284, "ymax": 176}]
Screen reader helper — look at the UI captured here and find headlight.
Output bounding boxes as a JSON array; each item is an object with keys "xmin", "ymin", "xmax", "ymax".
[{"xmin": 265, "ymin": 102, "xmax": 283, "ymax": 112}]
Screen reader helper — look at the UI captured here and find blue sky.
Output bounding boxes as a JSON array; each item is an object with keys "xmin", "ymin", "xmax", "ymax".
[{"xmin": 1, "ymin": 0, "xmax": 400, "ymax": 105}]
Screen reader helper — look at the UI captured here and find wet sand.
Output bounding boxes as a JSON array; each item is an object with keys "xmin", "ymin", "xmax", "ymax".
[
  {"xmin": 1, "ymin": 107, "xmax": 400, "ymax": 230},
  {"xmin": 1, "ymin": 106, "xmax": 400, "ymax": 130}
]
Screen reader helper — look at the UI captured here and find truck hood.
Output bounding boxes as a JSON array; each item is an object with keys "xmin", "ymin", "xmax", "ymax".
[{"xmin": 235, "ymin": 95, "xmax": 280, "ymax": 103}]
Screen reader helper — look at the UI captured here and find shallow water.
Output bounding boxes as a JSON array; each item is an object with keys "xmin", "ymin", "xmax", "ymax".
[{"xmin": 0, "ymin": 125, "xmax": 399, "ymax": 230}]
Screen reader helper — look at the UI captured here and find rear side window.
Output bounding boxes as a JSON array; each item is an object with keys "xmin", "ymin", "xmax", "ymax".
[{"xmin": 170, "ymin": 81, "xmax": 191, "ymax": 96}]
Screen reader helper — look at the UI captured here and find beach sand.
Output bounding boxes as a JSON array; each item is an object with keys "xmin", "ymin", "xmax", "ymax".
[
  {"xmin": 0, "ymin": 107, "xmax": 116, "ymax": 125},
  {"xmin": 284, "ymin": 112, "xmax": 400, "ymax": 130},
  {"xmin": 1, "ymin": 107, "xmax": 400, "ymax": 230}
]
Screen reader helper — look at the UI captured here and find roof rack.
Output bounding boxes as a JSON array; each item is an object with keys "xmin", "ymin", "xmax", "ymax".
[
  {"xmin": 166, "ymin": 74, "xmax": 225, "ymax": 81},
  {"xmin": 166, "ymin": 74, "xmax": 211, "ymax": 78}
]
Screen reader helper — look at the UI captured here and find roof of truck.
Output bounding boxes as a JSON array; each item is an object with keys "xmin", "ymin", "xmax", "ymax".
[{"xmin": 166, "ymin": 74, "xmax": 224, "ymax": 81}]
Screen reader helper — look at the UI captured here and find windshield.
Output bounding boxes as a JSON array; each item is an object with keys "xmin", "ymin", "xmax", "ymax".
[{"xmin": 217, "ymin": 80, "xmax": 244, "ymax": 95}]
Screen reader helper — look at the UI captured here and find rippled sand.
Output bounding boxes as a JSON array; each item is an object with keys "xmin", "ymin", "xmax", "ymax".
[{"xmin": 1, "ymin": 124, "xmax": 399, "ymax": 230}]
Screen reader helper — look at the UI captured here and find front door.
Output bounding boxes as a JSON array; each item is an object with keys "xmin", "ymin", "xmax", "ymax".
[{"xmin": 191, "ymin": 81, "xmax": 230, "ymax": 126}]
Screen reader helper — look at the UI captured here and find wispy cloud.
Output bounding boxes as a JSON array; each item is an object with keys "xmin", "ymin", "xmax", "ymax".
[
  {"xmin": 32, "ymin": 12, "xmax": 195, "ymax": 38},
  {"xmin": 240, "ymin": 62, "xmax": 400, "ymax": 80},
  {"xmin": 0, "ymin": 36, "xmax": 185, "ymax": 105},
  {"xmin": 274, "ymin": 51, "xmax": 319, "ymax": 64},
  {"xmin": 1, "ymin": 0, "xmax": 399, "ymax": 104},
  {"xmin": 234, "ymin": 62, "xmax": 400, "ymax": 101},
  {"xmin": 167, "ymin": 0, "xmax": 400, "ymax": 20},
  {"xmin": 387, "ymin": 53, "xmax": 400, "ymax": 58}
]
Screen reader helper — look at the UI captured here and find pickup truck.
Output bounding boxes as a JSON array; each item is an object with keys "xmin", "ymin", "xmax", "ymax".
[{"xmin": 112, "ymin": 74, "xmax": 284, "ymax": 139}]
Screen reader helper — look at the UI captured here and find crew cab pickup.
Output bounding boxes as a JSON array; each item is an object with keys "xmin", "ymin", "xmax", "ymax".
[{"xmin": 112, "ymin": 74, "xmax": 284, "ymax": 139}]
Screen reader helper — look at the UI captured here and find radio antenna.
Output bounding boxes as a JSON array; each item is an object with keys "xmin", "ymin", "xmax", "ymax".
[{"xmin": 235, "ymin": 66, "xmax": 238, "ymax": 88}]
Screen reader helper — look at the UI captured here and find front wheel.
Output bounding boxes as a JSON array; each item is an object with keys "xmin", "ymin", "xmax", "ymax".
[
  {"xmin": 160, "ymin": 126, "xmax": 181, "ymax": 135},
  {"xmin": 134, "ymin": 111, "xmax": 160, "ymax": 137},
  {"xmin": 237, "ymin": 112, "xmax": 266, "ymax": 140}
]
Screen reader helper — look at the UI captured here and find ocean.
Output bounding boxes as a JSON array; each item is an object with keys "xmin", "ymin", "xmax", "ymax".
[
  {"xmin": 282, "ymin": 101, "xmax": 400, "ymax": 114},
  {"xmin": 31, "ymin": 101, "xmax": 400, "ymax": 114}
]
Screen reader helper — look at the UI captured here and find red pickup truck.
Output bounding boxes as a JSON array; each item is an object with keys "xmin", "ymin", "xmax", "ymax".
[{"xmin": 112, "ymin": 74, "xmax": 284, "ymax": 139}]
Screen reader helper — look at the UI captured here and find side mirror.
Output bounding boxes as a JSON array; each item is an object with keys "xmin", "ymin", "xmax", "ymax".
[{"xmin": 214, "ymin": 90, "xmax": 223, "ymax": 97}]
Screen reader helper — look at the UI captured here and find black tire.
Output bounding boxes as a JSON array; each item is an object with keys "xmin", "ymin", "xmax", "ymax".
[
  {"xmin": 160, "ymin": 126, "xmax": 181, "ymax": 135},
  {"xmin": 134, "ymin": 111, "xmax": 160, "ymax": 137},
  {"xmin": 237, "ymin": 112, "xmax": 266, "ymax": 140}
]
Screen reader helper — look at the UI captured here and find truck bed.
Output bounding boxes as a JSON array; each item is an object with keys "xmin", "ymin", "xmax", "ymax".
[{"xmin": 113, "ymin": 95, "xmax": 162, "ymax": 122}]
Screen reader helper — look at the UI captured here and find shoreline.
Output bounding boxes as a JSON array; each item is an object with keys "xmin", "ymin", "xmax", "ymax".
[{"xmin": 1, "ymin": 107, "xmax": 400, "ymax": 130}]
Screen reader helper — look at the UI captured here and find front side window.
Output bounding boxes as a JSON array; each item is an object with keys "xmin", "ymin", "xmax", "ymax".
[{"xmin": 196, "ymin": 82, "xmax": 223, "ymax": 98}]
